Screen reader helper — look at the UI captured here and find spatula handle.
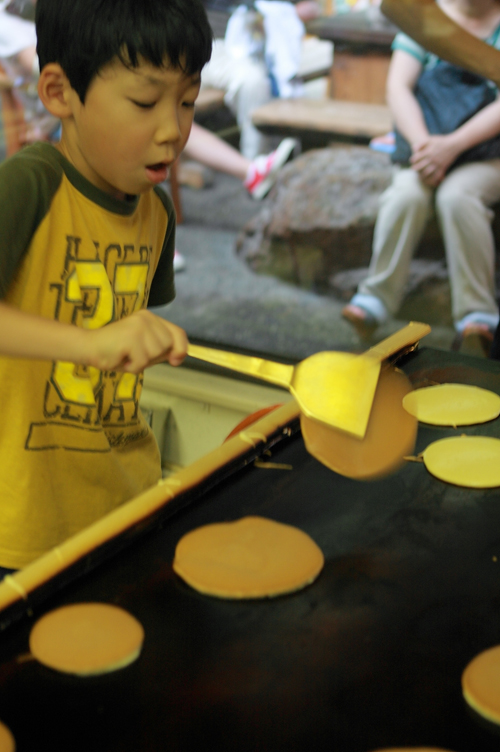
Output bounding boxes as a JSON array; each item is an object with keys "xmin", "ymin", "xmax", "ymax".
[
  {"xmin": 187, "ymin": 344, "xmax": 294, "ymax": 389},
  {"xmin": 367, "ymin": 322, "xmax": 431, "ymax": 362}
]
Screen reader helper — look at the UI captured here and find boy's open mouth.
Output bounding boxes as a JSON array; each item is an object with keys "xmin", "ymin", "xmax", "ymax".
[{"xmin": 146, "ymin": 162, "xmax": 169, "ymax": 184}]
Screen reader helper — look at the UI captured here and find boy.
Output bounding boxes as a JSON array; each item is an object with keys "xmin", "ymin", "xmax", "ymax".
[{"xmin": 0, "ymin": 0, "xmax": 213, "ymax": 570}]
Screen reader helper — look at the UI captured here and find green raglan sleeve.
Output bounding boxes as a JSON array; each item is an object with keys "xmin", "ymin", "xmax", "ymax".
[
  {"xmin": 0, "ymin": 144, "xmax": 62, "ymax": 299},
  {"xmin": 148, "ymin": 186, "xmax": 176, "ymax": 308}
]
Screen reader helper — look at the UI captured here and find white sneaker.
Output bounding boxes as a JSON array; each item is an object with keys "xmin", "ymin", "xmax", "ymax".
[
  {"xmin": 244, "ymin": 137, "xmax": 298, "ymax": 200},
  {"xmin": 173, "ymin": 249, "xmax": 186, "ymax": 272}
]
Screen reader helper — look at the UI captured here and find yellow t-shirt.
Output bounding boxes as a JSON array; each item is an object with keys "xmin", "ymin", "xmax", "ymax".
[{"xmin": 0, "ymin": 143, "xmax": 176, "ymax": 568}]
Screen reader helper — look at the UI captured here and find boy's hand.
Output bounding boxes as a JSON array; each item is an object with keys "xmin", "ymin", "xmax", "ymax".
[{"xmin": 84, "ymin": 311, "xmax": 187, "ymax": 373}]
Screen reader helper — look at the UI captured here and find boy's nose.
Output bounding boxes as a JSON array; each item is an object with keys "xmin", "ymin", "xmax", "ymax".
[{"xmin": 154, "ymin": 110, "xmax": 181, "ymax": 145}]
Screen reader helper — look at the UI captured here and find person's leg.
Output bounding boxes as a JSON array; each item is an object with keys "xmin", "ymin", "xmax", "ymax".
[
  {"xmin": 184, "ymin": 122, "xmax": 250, "ymax": 180},
  {"xmin": 343, "ymin": 167, "xmax": 433, "ymax": 335},
  {"xmin": 435, "ymin": 160, "xmax": 500, "ymax": 331},
  {"xmin": 225, "ymin": 58, "xmax": 273, "ymax": 160},
  {"xmin": 199, "ymin": 39, "xmax": 233, "ymax": 91},
  {"xmin": 184, "ymin": 123, "xmax": 297, "ymax": 200},
  {"xmin": 201, "ymin": 40, "xmax": 273, "ymax": 160}
]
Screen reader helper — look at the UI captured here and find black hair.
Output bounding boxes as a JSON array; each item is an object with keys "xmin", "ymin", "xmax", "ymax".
[{"xmin": 36, "ymin": 0, "xmax": 213, "ymax": 103}]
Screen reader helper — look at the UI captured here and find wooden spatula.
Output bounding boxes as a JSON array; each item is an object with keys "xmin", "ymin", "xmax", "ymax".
[
  {"xmin": 381, "ymin": 0, "xmax": 500, "ymax": 89},
  {"xmin": 187, "ymin": 321, "xmax": 430, "ymax": 439}
]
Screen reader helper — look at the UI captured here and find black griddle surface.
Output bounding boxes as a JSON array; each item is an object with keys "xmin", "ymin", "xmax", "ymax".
[{"xmin": 0, "ymin": 347, "xmax": 499, "ymax": 752}]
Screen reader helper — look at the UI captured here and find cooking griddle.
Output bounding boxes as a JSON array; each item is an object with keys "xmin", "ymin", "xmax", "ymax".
[{"xmin": 0, "ymin": 347, "xmax": 498, "ymax": 751}]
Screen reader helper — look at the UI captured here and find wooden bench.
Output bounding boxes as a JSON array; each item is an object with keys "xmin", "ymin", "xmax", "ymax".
[
  {"xmin": 251, "ymin": 98, "xmax": 392, "ymax": 143},
  {"xmin": 194, "ymin": 65, "xmax": 333, "ymax": 119}
]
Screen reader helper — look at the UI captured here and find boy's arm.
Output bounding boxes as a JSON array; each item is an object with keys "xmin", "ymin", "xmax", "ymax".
[
  {"xmin": 381, "ymin": 0, "xmax": 500, "ymax": 88},
  {"xmin": 0, "ymin": 301, "xmax": 187, "ymax": 372}
]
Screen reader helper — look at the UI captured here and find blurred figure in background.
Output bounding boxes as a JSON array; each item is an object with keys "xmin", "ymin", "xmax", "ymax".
[
  {"xmin": 184, "ymin": 122, "xmax": 297, "ymax": 200},
  {"xmin": 0, "ymin": 0, "xmax": 58, "ymax": 146},
  {"xmin": 201, "ymin": 0, "xmax": 324, "ymax": 159},
  {"xmin": 175, "ymin": 123, "xmax": 297, "ymax": 271},
  {"xmin": 380, "ymin": 0, "xmax": 500, "ymax": 359},
  {"xmin": 343, "ymin": 0, "xmax": 500, "ymax": 356}
]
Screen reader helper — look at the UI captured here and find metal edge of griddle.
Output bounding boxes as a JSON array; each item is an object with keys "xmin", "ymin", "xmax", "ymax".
[{"xmin": 0, "ymin": 416, "xmax": 301, "ymax": 633}]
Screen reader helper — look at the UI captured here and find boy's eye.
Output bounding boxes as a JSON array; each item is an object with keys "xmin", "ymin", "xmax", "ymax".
[
  {"xmin": 182, "ymin": 101, "xmax": 196, "ymax": 109},
  {"xmin": 131, "ymin": 99, "xmax": 156, "ymax": 109}
]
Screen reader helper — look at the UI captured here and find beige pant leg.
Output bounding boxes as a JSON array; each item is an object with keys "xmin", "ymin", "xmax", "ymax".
[
  {"xmin": 435, "ymin": 159, "xmax": 500, "ymax": 323},
  {"xmin": 358, "ymin": 167, "xmax": 433, "ymax": 314},
  {"xmin": 201, "ymin": 39, "xmax": 273, "ymax": 159}
]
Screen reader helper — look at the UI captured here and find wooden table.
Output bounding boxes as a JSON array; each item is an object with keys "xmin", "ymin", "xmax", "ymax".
[{"xmin": 252, "ymin": 97, "xmax": 392, "ymax": 142}]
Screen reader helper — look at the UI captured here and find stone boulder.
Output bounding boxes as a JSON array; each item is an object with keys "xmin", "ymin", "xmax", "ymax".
[{"xmin": 235, "ymin": 145, "xmax": 450, "ymax": 295}]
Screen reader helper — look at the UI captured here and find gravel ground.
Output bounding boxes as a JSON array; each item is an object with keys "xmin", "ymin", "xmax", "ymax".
[{"xmin": 154, "ymin": 172, "xmax": 456, "ymax": 361}]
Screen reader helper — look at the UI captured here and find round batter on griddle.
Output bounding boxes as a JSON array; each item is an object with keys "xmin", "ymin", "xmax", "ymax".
[
  {"xmin": 403, "ymin": 383, "xmax": 500, "ymax": 426},
  {"xmin": 29, "ymin": 603, "xmax": 144, "ymax": 676},
  {"xmin": 301, "ymin": 366, "xmax": 416, "ymax": 480},
  {"xmin": 0, "ymin": 721, "xmax": 15, "ymax": 752},
  {"xmin": 173, "ymin": 516, "xmax": 324, "ymax": 599},
  {"xmin": 462, "ymin": 644, "xmax": 500, "ymax": 725},
  {"xmin": 422, "ymin": 435, "xmax": 500, "ymax": 488}
]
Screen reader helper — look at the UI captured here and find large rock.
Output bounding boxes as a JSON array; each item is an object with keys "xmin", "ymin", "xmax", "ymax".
[{"xmin": 235, "ymin": 145, "xmax": 455, "ymax": 294}]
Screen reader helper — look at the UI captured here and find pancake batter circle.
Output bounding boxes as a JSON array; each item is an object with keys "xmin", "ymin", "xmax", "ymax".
[
  {"xmin": 301, "ymin": 366, "xmax": 416, "ymax": 480},
  {"xmin": 0, "ymin": 721, "xmax": 15, "ymax": 752},
  {"xmin": 422, "ymin": 435, "xmax": 500, "ymax": 488},
  {"xmin": 462, "ymin": 644, "xmax": 500, "ymax": 725},
  {"xmin": 173, "ymin": 516, "xmax": 324, "ymax": 599},
  {"xmin": 29, "ymin": 603, "xmax": 144, "ymax": 676},
  {"xmin": 403, "ymin": 383, "xmax": 500, "ymax": 426}
]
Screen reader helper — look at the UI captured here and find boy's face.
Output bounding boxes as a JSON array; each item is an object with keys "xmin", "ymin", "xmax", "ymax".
[{"xmin": 59, "ymin": 56, "xmax": 200, "ymax": 199}]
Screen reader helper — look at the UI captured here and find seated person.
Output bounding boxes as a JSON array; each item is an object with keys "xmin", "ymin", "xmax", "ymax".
[
  {"xmin": 201, "ymin": 0, "xmax": 322, "ymax": 159},
  {"xmin": 343, "ymin": 0, "xmax": 500, "ymax": 355}
]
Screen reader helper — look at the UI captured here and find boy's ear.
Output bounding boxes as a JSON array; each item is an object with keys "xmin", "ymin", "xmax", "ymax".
[{"xmin": 37, "ymin": 63, "xmax": 75, "ymax": 118}]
